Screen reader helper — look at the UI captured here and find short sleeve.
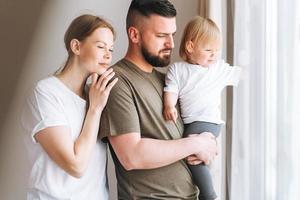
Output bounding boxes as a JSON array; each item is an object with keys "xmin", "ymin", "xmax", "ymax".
[
  {"xmin": 219, "ymin": 61, "xmax": 242, "ymax": 86},
  {"xmin": 99, "ymin": 76, "xmax": 140, "ymax": 140},
  {"xmin": 164, "ymin": 64, "xmax": 180, "ymax": 94},
  {"xmin": 21, "ymin": 84, "xmax": 68, "ymax": 143}
]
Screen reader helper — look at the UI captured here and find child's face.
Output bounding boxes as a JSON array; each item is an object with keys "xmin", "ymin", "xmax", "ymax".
[{"xmin": 188, "ymin": 40, "xmax": 221, "ymax": 67}]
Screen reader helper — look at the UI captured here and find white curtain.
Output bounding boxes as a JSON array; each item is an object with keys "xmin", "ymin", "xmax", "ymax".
[{"xmin": 231, "ymin": 0, "xmax": 300, "ymax": 199}]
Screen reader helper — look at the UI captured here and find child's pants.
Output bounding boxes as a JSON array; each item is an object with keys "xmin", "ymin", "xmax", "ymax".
[{"xmin": 183, "ymin": 121, "xmax": 221, "ymax": 200}]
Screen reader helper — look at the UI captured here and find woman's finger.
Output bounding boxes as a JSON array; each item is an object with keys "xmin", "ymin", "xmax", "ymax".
[
  {"xmin": 91, "ymin": 73, "xmax": 98, "ymax": 85},
  {"xmin": 99, "ymin": 72, "xmax": 115, "ymax": 90},
  {"xmin": 97, "ymin": 68, "xmax": 113, "ymax": 87},
  {"xmin": 105, "ymin": 77, "xmax": 118, "ymax": 92}
]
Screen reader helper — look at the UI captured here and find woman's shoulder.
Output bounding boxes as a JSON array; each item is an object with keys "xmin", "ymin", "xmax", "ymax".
[
  {"xmin": 36, "ymin": 76, "xmax": 56, "ymax": 87},
  {"xmin": 29, "ymin": 76, "xmax": 66, "ymax": 101},
  {"xmin": 35, "ymin": 76, "xmax": 64, "ymax": 93},
  {"xmin": 23, "ymin": 77, "xmax": 62, "ymax": 114}
]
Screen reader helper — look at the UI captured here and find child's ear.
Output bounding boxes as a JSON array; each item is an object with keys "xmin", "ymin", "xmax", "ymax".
[{"xmin": 185, "ymin": 40, "xmax": 194, "ymax": 54}]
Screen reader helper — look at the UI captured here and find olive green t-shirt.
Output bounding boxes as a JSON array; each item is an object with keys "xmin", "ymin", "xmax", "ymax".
[{"xmin": 100, "ymin": 59, "xmax": 198, "ymax": 199}]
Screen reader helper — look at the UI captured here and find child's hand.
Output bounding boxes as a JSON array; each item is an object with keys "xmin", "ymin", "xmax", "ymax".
[{"xmin": 163, "ymin": 106, "xmax": 178, "ymax": 123}]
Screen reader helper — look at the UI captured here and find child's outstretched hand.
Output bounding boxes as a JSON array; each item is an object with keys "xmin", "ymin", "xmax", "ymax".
[{"xmin": 163, "ymin": 106, "xmax": 178, "ymax": 123}]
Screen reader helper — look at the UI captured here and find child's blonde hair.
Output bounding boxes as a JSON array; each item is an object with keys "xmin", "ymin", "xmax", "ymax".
[{"xmin": 179, "ymin": 16, "xmax": 221, "ymax": 61}]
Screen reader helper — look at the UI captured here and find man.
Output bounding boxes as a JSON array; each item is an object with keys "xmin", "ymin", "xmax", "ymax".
[{"xmin": 100, "ymin": 0, "xmax": 217, "ymax": 199}]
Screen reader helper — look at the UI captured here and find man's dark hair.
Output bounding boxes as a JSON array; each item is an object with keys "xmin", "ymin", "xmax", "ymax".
[{"xmin": 126, "ymin": 0, "xmax": 177, "ymax": 29}]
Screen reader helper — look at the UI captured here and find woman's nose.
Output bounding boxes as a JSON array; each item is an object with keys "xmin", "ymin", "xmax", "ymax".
[{"xmin": 104, "ymin": 49, "xmax": 111, "ymax": 59}]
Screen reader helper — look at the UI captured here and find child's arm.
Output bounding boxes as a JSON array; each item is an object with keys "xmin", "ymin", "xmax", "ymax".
[
  {"xmin": 163, "ymin": 91, "xmax": 178, "ymax": 123},
  {"xmin": 220, "ymin": 61, "xmax": 243, "ymax": 86}
]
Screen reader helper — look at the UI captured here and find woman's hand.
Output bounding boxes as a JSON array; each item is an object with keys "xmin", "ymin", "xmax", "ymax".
[{"xmin": 88, "ymin": 68, "xmax": 118, "ymax": 113}]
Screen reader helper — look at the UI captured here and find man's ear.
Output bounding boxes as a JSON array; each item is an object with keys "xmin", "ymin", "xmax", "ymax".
[
  {"xmin": 128, "ymin": 27, "xmax": 140, "ymax": 44},
  {"xmin": 70, "ymin": 39, "xmax": 81, "ymax": 55},
  {"xmin": 185, "ymin": 40, "xmax": 194, "ymax": 54}
]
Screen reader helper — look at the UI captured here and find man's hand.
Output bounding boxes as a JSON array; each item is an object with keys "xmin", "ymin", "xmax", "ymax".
[{"xmin": 186, "ymin": 132, "xmax": 218, "ymax": 165}]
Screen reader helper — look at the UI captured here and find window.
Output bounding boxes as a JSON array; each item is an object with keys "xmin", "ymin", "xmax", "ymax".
[{"xmin": 230, "ymin": 0, "xmax": 300, "ymax": 199}]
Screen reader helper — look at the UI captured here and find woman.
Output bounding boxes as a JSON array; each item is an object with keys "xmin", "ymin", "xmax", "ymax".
[{"xmin": 21, "ymin": 14, "xmax": 117, "ymax": 199}]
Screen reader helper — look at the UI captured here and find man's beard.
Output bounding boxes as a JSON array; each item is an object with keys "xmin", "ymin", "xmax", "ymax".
[{"xmin": 141, "ymin": 45, "xmax": 172, "ymax": 67}]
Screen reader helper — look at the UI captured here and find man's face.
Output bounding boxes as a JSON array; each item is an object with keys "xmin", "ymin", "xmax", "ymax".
[{"xmin": 139, "ymin": 15, "xmax": 176, "ymax": 67}]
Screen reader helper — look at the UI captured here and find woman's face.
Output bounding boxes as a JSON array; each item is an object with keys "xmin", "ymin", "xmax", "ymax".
[{"xmin": 78, "ymin": 27, "xmax": 114, "ymax": 75}]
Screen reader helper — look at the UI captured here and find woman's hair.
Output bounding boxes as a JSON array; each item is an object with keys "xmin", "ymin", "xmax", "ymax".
[
  {"xmin": 65, "ymin": 14, "xmax": 115, "ymax": 56},
  {"xmin": 179, "ymin": 16, "xmax": 221, "ymax": 61},
  {"xmin": 57, "ymin": 14, "xmax": 115, "ymax": 74}
]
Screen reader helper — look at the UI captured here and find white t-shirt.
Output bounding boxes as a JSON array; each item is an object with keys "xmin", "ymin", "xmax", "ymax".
[
  {"xmin": 21, "ymin": 76, "xmax": 108, "ymax": 200},
  {"xmin": 164, "ymin": 60, "xmax": 241, "ymax": 124}
]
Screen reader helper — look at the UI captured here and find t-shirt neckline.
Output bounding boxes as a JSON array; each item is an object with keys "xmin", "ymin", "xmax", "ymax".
[{"xmin": 51, "ymin": 76, "xmax": 87, "ymax": 104}]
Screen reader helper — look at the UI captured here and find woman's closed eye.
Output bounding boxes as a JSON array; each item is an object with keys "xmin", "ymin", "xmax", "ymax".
[{"xmin": 97, "ymin": 46, "xmax": 113, "ymax": 53}]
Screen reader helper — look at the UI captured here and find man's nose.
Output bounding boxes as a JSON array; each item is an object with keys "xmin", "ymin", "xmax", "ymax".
[{"xmin": 165, "ymin": 35, "xmax": 174, "ymax": 49}]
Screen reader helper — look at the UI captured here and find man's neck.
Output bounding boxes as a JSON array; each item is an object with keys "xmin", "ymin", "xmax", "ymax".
[{"xmin": 125, "ymin": 52, "xmax": 153, "ymax": 73}]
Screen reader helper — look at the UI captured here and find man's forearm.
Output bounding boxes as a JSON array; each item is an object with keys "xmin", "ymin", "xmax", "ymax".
[{"xmin": 109, "ymin": 132, "xmax": 216, "ymax": 170}]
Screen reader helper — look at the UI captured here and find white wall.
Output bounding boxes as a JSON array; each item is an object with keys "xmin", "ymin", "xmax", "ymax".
[{"xmin": 0, "ymin": 0, "xmax": 198, "ymax": 199}]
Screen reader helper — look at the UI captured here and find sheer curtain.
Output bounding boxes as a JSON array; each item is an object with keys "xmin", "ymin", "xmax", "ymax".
[{"xmin": 231, "ymin": 0, "xmax": 300, "ymax": 199}]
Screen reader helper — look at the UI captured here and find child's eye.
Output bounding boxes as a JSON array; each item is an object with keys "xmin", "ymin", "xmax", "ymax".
[
  {"xmin": 97, "ymin": 46, "xmax": 105, "ymax": 49},
  {"xmin": 109, "ymin": 49, "xmax": 114, "ymax": 53},
  {"xmin": 156, "ymin": 34, "xmax": 165, "ymax": 38}
]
